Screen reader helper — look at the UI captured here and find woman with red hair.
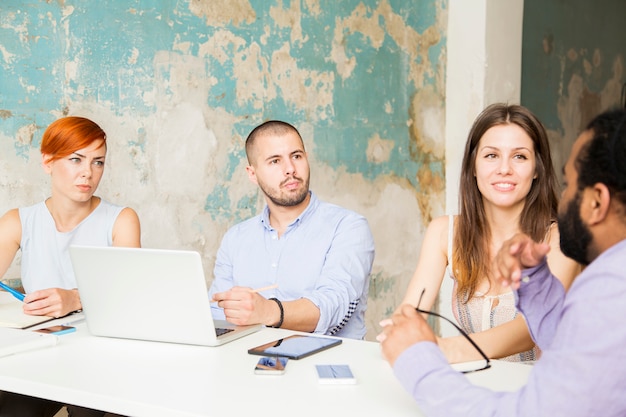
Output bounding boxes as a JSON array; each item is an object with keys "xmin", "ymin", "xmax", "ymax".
[{"xmin": 0, "ymin": 116, "xmax": 140, "ymax": 416}]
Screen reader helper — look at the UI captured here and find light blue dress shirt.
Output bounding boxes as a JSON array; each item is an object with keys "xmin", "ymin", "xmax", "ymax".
[
  {"xmin": 209, "ymin": 192, "xmax": 375, "ymax": 340},
  {"xmin": 391, "ymin": 239, "xmax": 626, "ymax": 416}
]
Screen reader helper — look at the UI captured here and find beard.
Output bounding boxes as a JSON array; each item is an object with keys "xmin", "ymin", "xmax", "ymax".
[
  {"xmin": 558, "ymin": 193, "xmax": 593, "ymax": 266},
  {"xmin": 258, "ymin": 175, "xmax": 310, "ymax": 207}
]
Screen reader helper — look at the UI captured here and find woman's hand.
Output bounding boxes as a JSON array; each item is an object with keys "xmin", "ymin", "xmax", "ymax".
[{"xmin": 23, "ymin": 288, "xmax": 81, "ymax": 318}]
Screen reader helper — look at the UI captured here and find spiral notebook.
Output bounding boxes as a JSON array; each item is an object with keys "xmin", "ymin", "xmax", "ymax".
[
  {"xmin": 0, "ymin": 327, "xmax": 58, "ymax": 358},
  {"xmin": 0, "ymin": 292, "xmax": 55, "ymax": 329}
]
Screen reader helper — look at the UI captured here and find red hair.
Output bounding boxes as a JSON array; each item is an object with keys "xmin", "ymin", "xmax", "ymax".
[{"xmin": 41, "ymin": 117, "xmax": 106, "ymax": 162}]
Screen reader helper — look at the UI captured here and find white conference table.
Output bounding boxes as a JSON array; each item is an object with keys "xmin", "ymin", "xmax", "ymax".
[{"xmin": 0, "ymin": 321, "xmax": 532, "ymax": 416}]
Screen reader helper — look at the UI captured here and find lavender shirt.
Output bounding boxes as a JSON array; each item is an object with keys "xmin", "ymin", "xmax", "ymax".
[{"xmin": 393, "ymin": 238, "xmax": 626, "ymax": 417}]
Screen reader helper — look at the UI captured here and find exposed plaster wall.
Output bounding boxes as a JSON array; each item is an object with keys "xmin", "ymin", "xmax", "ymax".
[
  {"xmin": 0, "ymin": 0, "xmax": 448, "ymax": 340},
  {"xmin": 522, "ymin": 0, "xmax": 626, "ymax": 184}
]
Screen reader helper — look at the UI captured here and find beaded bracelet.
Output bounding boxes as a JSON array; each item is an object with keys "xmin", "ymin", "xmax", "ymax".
[{"xmin": 268, "ymin": 297, "xmax": 284, "ymax": 328}]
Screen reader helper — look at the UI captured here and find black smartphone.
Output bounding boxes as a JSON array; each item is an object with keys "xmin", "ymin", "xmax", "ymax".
[
  {"xmin": 254, "ymin": 356, "xmax": 289, "ymax": 375},
  {"xmin": 248, "ymin": 335, "xmax": 342, "ymax": 360}
]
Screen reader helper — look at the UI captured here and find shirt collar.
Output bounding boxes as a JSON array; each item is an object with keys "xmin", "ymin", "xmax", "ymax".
[{"xmin": 260, "ymin": 191, "xmax": 318, "ymax": 231}]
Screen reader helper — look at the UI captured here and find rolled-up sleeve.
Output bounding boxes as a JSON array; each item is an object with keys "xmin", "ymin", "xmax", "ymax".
[
  {"xmin": 514, "ymin": 259, "xmax": 565, "ymax": 347},
  {"xmin": 390, "ymin": 242, "xmax": 626, "ymax": 416}
]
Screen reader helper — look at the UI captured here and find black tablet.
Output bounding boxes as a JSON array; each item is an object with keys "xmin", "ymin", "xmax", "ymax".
[{"xmin": 247, "ymin": 335, "xmax": 342, "ymax": 360}]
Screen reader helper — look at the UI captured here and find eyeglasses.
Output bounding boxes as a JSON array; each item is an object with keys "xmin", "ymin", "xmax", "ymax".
[{"xmin": 415, "ymin": 289, "xmax": 491, "ymax": 374}]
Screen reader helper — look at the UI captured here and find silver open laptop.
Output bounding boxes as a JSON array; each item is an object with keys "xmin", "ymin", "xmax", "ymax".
[{"xmin": 69, "ymin": 246, "xmax": 261, "ymax": 346}]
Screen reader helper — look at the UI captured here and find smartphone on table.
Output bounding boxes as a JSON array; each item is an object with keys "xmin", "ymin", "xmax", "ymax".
[
  {"xmin": 316, "ymin": 364, "xmax": 356, "ymax": 384},
  {"xmin": 34, "ymin": 325, "xmax": 76, "ymax": 336},
  {"xmin": 254, "ymin": 356, "xmax": 289, "ymax": 375}
]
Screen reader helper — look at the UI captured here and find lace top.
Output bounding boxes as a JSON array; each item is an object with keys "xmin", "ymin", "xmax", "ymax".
[{"xmin": 446, "ymin": 215, "xmax": 539, "ymax": 362}]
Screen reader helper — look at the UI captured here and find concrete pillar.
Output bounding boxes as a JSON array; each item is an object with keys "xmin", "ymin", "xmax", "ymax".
[{"xmin": 441, "ymin": 0, "xmax": 524, "ymax": 331}]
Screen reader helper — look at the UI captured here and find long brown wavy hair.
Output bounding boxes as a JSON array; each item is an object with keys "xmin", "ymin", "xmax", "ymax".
[{"xmin": 452, "ymin": 103, "xmax": 558, "ymax": 301}]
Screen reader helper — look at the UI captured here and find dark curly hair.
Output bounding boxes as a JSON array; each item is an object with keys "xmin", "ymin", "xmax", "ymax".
[{"xmin": 577, "ymin": 108, "xmax": 626, "ymax": 210}]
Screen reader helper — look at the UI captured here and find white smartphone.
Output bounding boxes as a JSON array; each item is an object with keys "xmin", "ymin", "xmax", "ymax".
[
  {"xmin": 315, "ymin": 364, "xmax": 356, "ymax": 384},
  {"xmin": 254, "ymin": 356, "xmax": 289, "ymax": 375}
]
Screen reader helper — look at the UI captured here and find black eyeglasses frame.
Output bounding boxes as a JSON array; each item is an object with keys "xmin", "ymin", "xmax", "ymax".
[{"xmin": 414, "ymin": 286, "xmax": 491, "ymax": 374}]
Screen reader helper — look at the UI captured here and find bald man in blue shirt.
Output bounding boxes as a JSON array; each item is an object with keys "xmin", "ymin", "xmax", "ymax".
[{"xmin": 210, "ymin": 120, "xmax": 375, "ymax": 340}]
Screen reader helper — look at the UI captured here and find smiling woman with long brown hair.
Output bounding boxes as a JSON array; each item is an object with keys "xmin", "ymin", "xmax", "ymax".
[{"xmin": 392, "ymin": 103, "xmax": 581, "ymax": 363}]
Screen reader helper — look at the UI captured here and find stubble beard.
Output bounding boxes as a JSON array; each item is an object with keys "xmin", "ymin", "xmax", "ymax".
[{"xmin": 260, "ymin": 175, "xmax": 310, "ymax": 207}]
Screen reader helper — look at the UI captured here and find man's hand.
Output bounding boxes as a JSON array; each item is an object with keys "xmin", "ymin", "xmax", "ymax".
[
  {"xmin": 377, "ymin": 304, "xmax": 436, "ymax": 367},
  {"xmin": 23, "ymin": 288, "xmax": 81, "ymax": 318},
  {"xmin": 494, "ymin": 233, "xmax": 550, "ymax": 290},
  {"xmin": 212, "ymin": 287, "xmax": 279, "ymax": 326}
]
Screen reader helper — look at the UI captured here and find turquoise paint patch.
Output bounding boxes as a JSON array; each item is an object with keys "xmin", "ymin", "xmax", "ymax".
[
  {"xmin": 0, "ymin": 114, "xmax": 56, "ymax": 160},
  {"xmin": 1, "ymin": 0, "xmax": 445, "ymax": 190},
  {"xmin": 311, "ymin": 122, "xmax": 444, "ymax": 189},
  {"xmin": 387, "ymin": 0, "xmax": 439, "ymax": 34},
  {"xmin": 428, "ymin": 41, "xmax": 445, "ymax": 73},
  {"xmin": 234, "ymin": 193, "xmax": 258, "ymax": 223},
  {"xmin": 66, "ymin": 3, "xmax": 176, "ymax": 116},
  {"xmin": 0, "ymin": 5, "xmax": 67, "ymax": 138},
  {"xmin": 334, "ymin": 40, "xmax": 412, "ymax": 126},
  {"xmin": 204, "ymin": 186, "xmax": 258, "ymax": 223},
  {"xmin": 204, "ymin": 184, "xmax": 231, "ymax": 221},
  {"xmin": 224, "ymin": 147, "xmax": 245, "ymax": 180}
]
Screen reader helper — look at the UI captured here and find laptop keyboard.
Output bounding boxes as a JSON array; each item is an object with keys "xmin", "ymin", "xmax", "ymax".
[{"xmin": 215, "ymin": 327, "xmax": 235, "ymax": 337}]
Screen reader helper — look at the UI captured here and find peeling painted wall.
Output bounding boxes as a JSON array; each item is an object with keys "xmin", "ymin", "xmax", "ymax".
[
  {"xmin": 521, "ymin": 0, "xmax": 626, "ymax": 183},
  {"xmin": 0, "ymin": 0, "xmax": 447, "ymax": 340}
]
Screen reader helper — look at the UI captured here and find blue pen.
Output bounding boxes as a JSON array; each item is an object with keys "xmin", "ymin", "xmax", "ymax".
[{"xmin": 0, "ymin": 281, "xmax": 25, "ymax": 302}]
